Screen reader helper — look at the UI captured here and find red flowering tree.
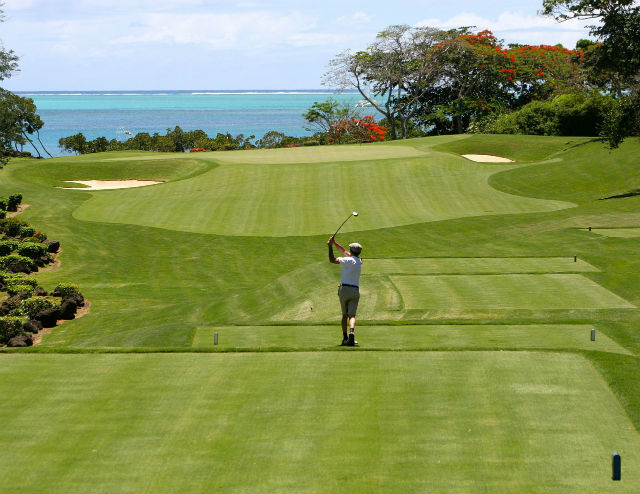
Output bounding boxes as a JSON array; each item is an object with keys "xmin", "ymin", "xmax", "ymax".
[{"xmin": 327, "ymin": 116, "xmax": 387, "ymax": 144}]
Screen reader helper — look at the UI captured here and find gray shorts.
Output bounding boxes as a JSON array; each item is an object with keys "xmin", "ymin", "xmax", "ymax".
[{"xmin": 338, "ymin": 285, "xmax": 360, "ymax": 317}]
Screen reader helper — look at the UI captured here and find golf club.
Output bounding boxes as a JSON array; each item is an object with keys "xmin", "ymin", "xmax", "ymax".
[{"xmin": 332, "ymin": 211, "xmax": 358, "ymax": 238}]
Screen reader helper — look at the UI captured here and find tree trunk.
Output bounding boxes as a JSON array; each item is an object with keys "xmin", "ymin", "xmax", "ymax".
[
  {"xmin": 36, "ymin": 130, "xmax": 53, "ymax": 158},
  {"xmin": 22, "ymin": 131, "xmax": 42, "ymax": 158}
]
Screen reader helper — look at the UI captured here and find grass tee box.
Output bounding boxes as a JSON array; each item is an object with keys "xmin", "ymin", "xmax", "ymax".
[
  {"xmin": 0, "ymin": 352, "xmax": 638, "ymax": 493},
  {"xmin": 391, "ymin": 274, "xmax": 634, "ymax": 310},
  {"xmin": 365, "ymin": 257, "xmax": 599, "ymax": 275},
  {"xmin": 192, "ymin": 324, "xmax": 629, "ymax": 354}
]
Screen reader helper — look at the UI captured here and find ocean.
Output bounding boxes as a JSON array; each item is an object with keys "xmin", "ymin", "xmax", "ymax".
[{"xmin": 18, "ymin": 90, "xmax": 364, "ymax": 157}]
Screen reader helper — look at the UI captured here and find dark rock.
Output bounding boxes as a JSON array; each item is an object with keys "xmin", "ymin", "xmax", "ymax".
[
  {"xmin": 44, "ymin": 240, "xmax": 60, "ymax": 253},
  {"xmin": 34, "ymin": 307, "xmax": 62, "ymax": 328},
  {"xmin": 59, "ymin": 299, "xmax": 78, "ymax": 319},
  {"xmin": 23, "ymin": 319, "xmax": 43, "ymax": 333},
  {"xmin": 62, "ymin": 292, "xmax": 84, "ymax": 307},
  {"xmin": 5, "ymin": 259, "xmax": 33, "ymax": 274},
  {"xmin": 33, "ymin": 286, "xmax": 48, "ymax": 297},
  {"xmin": 7, "ymin": 333, "xmax": 32, "ymax": 347}
]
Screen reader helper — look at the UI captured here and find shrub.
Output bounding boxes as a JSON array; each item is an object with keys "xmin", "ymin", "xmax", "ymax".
[
  {"xmin": 0, "ymin": 211, "xmax": 5, "ymax": 220},
  {"xmin": 2, "ymin": 276, "xmax": 37, "ymax": 288},
  {"xmin": 0, "ymin": 217, "xmax": 26, "ymax": 237},
  {"xmin": 17, "ymin": 242, "xmax": 47, "ymax": 260},
  {"xmin": 0, "ymin": 200, "xmax": 6, "ymax": 210},
  {"xmin": 0, "ymin": 254, "xmax": 36, "ymax": 272},
  {"xmin": 6, "ymin": 284, "xmax": 35, "ymax": 296},
  {"xmin": 53, "ymin": 283, "xmax": 80, "ymax": 298},
  {"xmin": 17, "ymin": 297, "xmax": 57, "ymax": 319},
  {"xmin": 0, "ymin": 316, "xmax": 23, "ymax": 344},
  {"xmin": 18, "ymin": 226, "xmax": 35, "ymax": 238},
  {"xmin": 0, "ymin": 240, "xmax": 19, "ymax": 256},
  {"xmin": 7, "ymin": 194, "xmax": 22, "ymax": 212}
]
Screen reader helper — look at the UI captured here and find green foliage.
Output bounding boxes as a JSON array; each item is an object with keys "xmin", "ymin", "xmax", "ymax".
[
  {"xmin": 53, "ymin": 283, "xmax": 80, "ymax": 298},
  {"xmin": 16, "ymin": 297, "xmax": 56, "ymax": 319},
  {"xmin": 0, "ymin": 90, "xmax": 49, "ymax": 158},
  {"xmin": 6, "ymin": 283, "xmax": 34, "ymax": 296},
  {"xmin": 478, "ymin": 92, "xmax": 615, "ymax": 136},
  {"xmin": 0, "ymin": 217, "xmax": 27, "ymax": 236},
  {"xmin": 0, "ymin": 254, "xmax": 35, "ymax": 272},
  {"xmin": 7, "ymin": 193, "xmax": 21, "ymax": 212},
  {"xmin": 0, "ymin": 316, "xmax": 22, "ymax": 344},
  {"xmin": 0, "ymin": 240, "xmax": 18, "ymax": 256},
  {"xmin": 17, "ymin": 242, "xmax": 47, "ymax": 260}
]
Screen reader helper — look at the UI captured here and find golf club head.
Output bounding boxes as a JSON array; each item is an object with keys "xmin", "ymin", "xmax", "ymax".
[{"xmin": 352, "ymin": 211, "xmax": 358, "ymax": 216}]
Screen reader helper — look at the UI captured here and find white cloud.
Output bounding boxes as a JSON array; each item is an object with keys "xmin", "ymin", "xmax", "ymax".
[
  {"xmin": 416, "ymin": 10, "xmax": 594, "ymax": 46},
  {"xmin": 336, "ymin": 11, "xmax": 371, "ymax": 25},
  {"xmin": 111, "ymin": 11, "xmax": 317, "ymax": 50}
]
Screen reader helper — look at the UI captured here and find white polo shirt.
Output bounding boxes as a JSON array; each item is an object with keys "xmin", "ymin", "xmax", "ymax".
[{"xmin": 338, "ymin": 256, "xmax": 362, "ymax": 286}]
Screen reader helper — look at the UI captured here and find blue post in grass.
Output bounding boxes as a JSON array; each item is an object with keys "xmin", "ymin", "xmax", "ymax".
[
  {"xmin": 612, "ymin": 452, "xmax": 621, "ymax": 481},
  {"xmin": 591, "ymin": 328, "xmax": 596, "ymax": 341},
  {"xmin": 214, "ymin": 331, "xmax": 219, "ymax": 345}
]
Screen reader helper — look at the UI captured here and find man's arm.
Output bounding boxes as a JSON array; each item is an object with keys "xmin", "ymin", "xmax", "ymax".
[
  {"xmin": 328, "ymin": 237, "xmax": 340, "ymax": 264},
  {"xmin": 333, "ymin": 238, "xmax": 350, "ymax": 257}
]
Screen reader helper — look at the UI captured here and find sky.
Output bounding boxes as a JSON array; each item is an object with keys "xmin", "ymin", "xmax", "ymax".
[{"xmin": 1, "ymin": 0, "xmax": 595, "ymax": 91}]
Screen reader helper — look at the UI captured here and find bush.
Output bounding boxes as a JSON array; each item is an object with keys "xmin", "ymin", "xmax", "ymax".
[
  {"xmin": 0, "ymin": 316, "xmax": 23, "ymax": 344},
  {"xmin": 0, "ymin": 254, "xmax": 35, "ymax": 272},
  {"xmin": 0, "ymin": 217, "xmax": 26, "ymax": 237},
  {"xmin": 18, "ymin": 226, "xmax": 35, "ymax": 238},
  {"xmin": 2, "ymin": 275, "xmax": 37, "ymax": 288},
  {"xmin": 0, "ymin": 240, "xmax": 19, "ymax": 256},
  {"xmin": 7, "ymin": 194, "xmax": 22, "ymax": 212},
  {"xmin": 53, "ymin": 283, "xmax": 80, "ymax": 298},
  {"xmin": 6, "ymin": 284, "xmax": 35, "ymax": 296},
  {"xmin": 481, "ymin": 92, "xmax": 617, "ymax": 137},
  {"xmin": 17, "ymin": 297, "xmax": 57, "ymax": 319},
  {"xmin": 17, "ymin": 242, "xmax": 47, "ymax": 260}
]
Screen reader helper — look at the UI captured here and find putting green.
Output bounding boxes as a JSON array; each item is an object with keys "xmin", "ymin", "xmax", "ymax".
[
  {"xmin": 391, "ymin": 274, "xmax": 634, "ymax": 310},
  {"xmin": 0, "ymin": 352, "xmax": 637, "ymax": 493},
  {"xmin": 192, "ymin": 324, "xmax": 630, "ymax": 354},
  {"xmin": 67, "ymin": 153, "xmax": 573, "ymax": 236},
  {"xmin": 589, "ymin": 228, "xmax": 640, "ymax": 238},
  {"xmin": 365, "ymin": 257, "xmax": 599, "ymax": 275}
]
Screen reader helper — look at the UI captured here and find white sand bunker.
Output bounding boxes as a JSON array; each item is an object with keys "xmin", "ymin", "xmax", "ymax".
[
  {"xmin": 60, "ymin": 180, "xmax": 164, "ymax": 190},
  {"xmin": 462, "ymin": 154, "xmax": 514, "ymax": 163}
]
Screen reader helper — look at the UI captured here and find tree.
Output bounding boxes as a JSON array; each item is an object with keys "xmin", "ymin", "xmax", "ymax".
[
  {"xmin": 327, "ymin": 116, "xmax": 387, "ymax": 144},
  {"xmin": 0, "ymin": 90, "xmax": 51, "ymax": 158},
  {"xmin": 302, "ymin": 98, "xmax": 362, "ymax": 134},
  {"xmin": 0, "ymin": 3, "xmax": 18, "ymax": 82},
  {"xmin": 542, "ymin": 0, "xmax": 640, "ymax": 145},
  {"xmin": 58, "ymin": 133, "xmax": 88, "ymax": 155},
  {"xmin": 324, "ymin": 25, "xmax": 459, "ymax": 139}
]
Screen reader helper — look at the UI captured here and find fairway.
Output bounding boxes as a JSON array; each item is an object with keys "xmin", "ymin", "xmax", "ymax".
[
  {"xmin": 62, "ymin": 152, "xmax": 572, "ymax": 236},
  {"xmin": 391, "ymin": 274, "xmax": 635, "ymax": 310},
  {"xmin": 0, "ymin": 352, "xmax": 638, "ymax": 494}
]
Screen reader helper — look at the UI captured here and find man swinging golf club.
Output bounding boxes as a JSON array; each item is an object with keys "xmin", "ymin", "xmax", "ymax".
[{"xmin": 328, "ymin": 232, "xmax": 362, "ymax": 347}]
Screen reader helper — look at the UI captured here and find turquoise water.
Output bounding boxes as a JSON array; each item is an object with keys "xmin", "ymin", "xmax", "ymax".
[{"xmin": 19, "ymin": 90, "xmax": 363, "ymax": 157}]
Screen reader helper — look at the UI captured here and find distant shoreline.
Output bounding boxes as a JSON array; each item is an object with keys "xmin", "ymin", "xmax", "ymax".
[{"xmin": 16, "ymin": 89, "xmax": 359, "ymax": 96}]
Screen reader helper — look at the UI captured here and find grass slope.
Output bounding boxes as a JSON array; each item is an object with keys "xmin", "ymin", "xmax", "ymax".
[{"xmin": 1, "ymin": 134, "xmax": 640, "ymax": 492}]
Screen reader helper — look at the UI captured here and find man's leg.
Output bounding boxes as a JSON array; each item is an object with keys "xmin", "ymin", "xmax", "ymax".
[{"xmin": 341, "ymin": 314, "xmax": 349, "ymax": 345}]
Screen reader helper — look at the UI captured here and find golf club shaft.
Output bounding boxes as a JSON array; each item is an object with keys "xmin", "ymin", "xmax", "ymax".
[{"xmin": 333, "ymin": 214, "xmax": 354, "ymax": 238}]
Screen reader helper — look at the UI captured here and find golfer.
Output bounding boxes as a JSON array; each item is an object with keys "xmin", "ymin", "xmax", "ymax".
[{"xmin": 328, "ymin": 236, "xmax": 362, "ymax": 346}]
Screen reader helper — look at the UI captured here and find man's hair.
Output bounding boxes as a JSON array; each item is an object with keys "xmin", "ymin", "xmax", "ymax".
[{"xmin": 349, "ymin": 242, "xmax": 362, "ymax": 256}]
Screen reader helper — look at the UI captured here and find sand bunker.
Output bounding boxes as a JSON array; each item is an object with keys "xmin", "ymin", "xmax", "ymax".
[
  {"xmin": 60, "ymin": 180, "xmax": 164, "ymax": 190},
  {"xmin": 462, "ymin": 154, "xmax": 514, "ymax": 163}
]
